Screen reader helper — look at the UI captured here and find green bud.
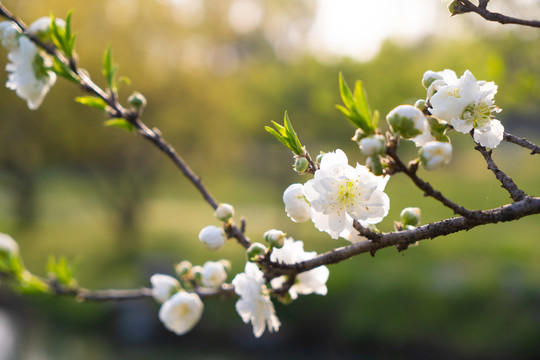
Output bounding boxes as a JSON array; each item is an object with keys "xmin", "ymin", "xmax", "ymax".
[
  {"xmin": 294, "ymin": 157, "xmax": 309, "ymax": 173},
  {"xmin": 414, "ymin": 99, "xmax": 426, "ymax": 112},
  {"xmin": 277, "ymin": 291, "xmax": 293, "ymax": 305},
  {"xmin": 191, "ymin": 265, "xmax": 203, "ymax": 283},
  {"xmin": 400, "ymin": 207, "xmax": 421, "ymax": 227},
  {"xmin": 264, "ymin": 229, "xmax": 286, "ymax": 248},
  {"xmin": 128, "ymin": 91, "xmax": 147, "ymax": 109},
  {"xmin": 247, "ymin": 243, "xmax": 267, "ymax": 262},
  {"xmin": 448, "ymin": 0, "xmax": 464, "ymax": 16}
]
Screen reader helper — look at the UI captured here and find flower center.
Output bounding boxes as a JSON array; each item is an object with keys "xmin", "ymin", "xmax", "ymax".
[
  {"xmin": 337, "ymin": 179, "xmax": 356, "ymax": 205},
  {"xmin": 462, "ymin": 102, "xmax": 491, "ymax": 128}
]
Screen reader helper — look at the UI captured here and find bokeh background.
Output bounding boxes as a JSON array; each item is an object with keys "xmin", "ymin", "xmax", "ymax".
[{"xmin": 0, "ymin": 0, "xmax": 540, "ymax": 358}]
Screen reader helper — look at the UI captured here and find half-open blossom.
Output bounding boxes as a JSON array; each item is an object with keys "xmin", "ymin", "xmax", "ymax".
[
  {"xmin": 270, "ymin": 238, "xmax": 329, "ymax": 300},
  {"xmin": 386, "ymin": 105, "xmax": 426, "ymax": 140},
  {"xmin": 198, "ymin": 225, "xmax": 226, "ymax": 251},
  {"xmin": 303, "ymin": 149, "xmax": 390, "ymax": 240},
  {"xmin": 158, "ymin": 291, "xmax": 203, "ymax": 335},
  {"xmin": 150, "ymin": 274, "xmax": 180, "ymax": 303},
  {"xmin": 0, "ymin": 21, "xmax": 20, "ymax": 51},
  {"xmin": 232, "ymin": 262, "xmax": 280, "ymax": 338},
  {"xmin": 283, "ymin": 183, "xmax": 311, "ymax": 223},
  {"xmin": 0, "ymin": 233, "xmax": 18, "ymax": 256},
  {"xmin": 420, "ymin": 141, "xmax": 452, "ymax": 171},
  {"xmin": 201, "ymin": 261, "xmax": 227, "ymax": 288}
]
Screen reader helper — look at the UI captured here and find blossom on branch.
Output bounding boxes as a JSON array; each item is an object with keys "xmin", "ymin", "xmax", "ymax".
[
  {"xmin": 0, "ymin": 20, "xmax": 57, "ymax": 110},
  {"xmin": 232, "ymin": 262, "xmax": 280, "ymax": 338},
  {"xmin": 158, "ymin": 291, "xmax": 204, "ymax": 335},
  {"xmin": 303, "ymin": 149, "xmax": 390, "ymax": 240},
  {"xmin": 200, "ymin": 261, "xmax": 227, "ymax": 288},
  {"xmin": 150, "ymin": 274, "xmax": 181, "ymax": 303},
  {"xmin": 198, "ymin": 225, "xmax": 226, "ymax": 251},
  {"xmin": 270, "ymin": 238, "xmax": 329, "ymax": 300},
  {"xmin": 283, "ymin": 183, "xmax": 311, "ymax": 223},
  {"xmin": 420, "ymin": 141, "xmax": 453, "ymax": 171},
  {"xmin": 426, "ymin": 69, "xmax": 503, "ymax": 148}
]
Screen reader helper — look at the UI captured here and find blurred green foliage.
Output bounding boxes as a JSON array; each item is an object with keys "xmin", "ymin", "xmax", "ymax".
[{"xmin": 0, "ymin": 0, "xmax": 539, "ymax": 358}]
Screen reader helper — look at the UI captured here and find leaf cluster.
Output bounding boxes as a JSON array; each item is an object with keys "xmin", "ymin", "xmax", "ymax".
[{"xmin": 265, "ymin": 111, "xmax": 304, "ymax": 155}]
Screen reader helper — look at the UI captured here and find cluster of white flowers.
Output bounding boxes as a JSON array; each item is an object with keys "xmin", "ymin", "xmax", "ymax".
[
  {"xmin": 232, "ymin": 262, "xmax": 280, "ymax": 338},
  {"xmin": 283, "ymin": 149, "xmax": 390, "ymax": 240},
  {"xmin": 270, "ymin": 238, "xmax": 329, "ymax": 300},
  {"xmin": 424, "ymin": 69, "xmax": 504, "ymax": 148},
  {"xmin": 0, "ymin": 18, "xmax": 60, "ymax": 110},
  {"xmin": 150, "ymin": 260, "xmax": 228, "ymax": 335}
]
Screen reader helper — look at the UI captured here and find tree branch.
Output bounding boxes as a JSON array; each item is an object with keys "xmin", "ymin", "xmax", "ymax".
[
  {"xmin": 504, "ymin": 132, "xmax": 540, "ymax": 155},
  {"xmin": 474, "ymin": 144, "xmax": 527, "ymax": 202},
  {"xmin": 455, "ymin": 0, "xmax": 540, "ymax": 28},
  {"xmin": 268, "ymin": 196, "xmax": 540, "ymax": 273}
]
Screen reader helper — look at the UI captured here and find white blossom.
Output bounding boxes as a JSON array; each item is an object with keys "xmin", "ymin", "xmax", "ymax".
[
  {"xmin": 303, "ymin": 149, "xmax": 390, "ymax": 240},
  {"xmin": 150, "ymin": 274, "xmax": 180, "ymax": 303},
  {"xmin": 201, "ymin": 261, "xmax": 227, "ymax": 288},
  {"xmin": 232, "ymin": 262, "xmax": 280, "ymax": 338},
  {"xmin": 198, "ymin": 225, "xmax": 226, "ymax": 251},
  {"xmin": 5, "ymin": 36, "xmax": 56, "ymax": 110},
  {"xmin": 386, "ymin": 105, "xmax": 427, "ymax": 140},
  {"xmin": 0, "ymin": 21, "xmax": 20, "ymax": 51},
  {"xmin": 0, "ymin": 233, "xmax": 18, "ymax": 256},
  {"xmin": 428, "ymin": 70, "xmax": 503, "ymax": 148},
  {"xmin": 270, "ymin": 238, "xmax": 329, "ymax": 300},
  {"xmin": 424, "ymin": 69, "xmax": 458, "ymax": 100},
  {"xmin": 358, "ymin": 134, "xmax": 386, "ymax": 156},
  {"xmin": 214, "ymin": 203, "xmax": 234, "ymax": 222},
  {"xmin": 420, "ymin": 141, "xmax": 453, "ymax": 171},
  {"xmin": 28, "ymin": 17, "xmax": 66, "ymax": 35},
  {"xmin": 263, "ymin": 229, "xmax": 286, "ymax": 248},
  {"xmin": 283, "ymin": 183, "xmax": 311, "ymax": 223},
  {"xmin": 473, "ymin": 119, "xmax": 504, "ymax": 149},
  {"xmin": 158, "ymin": 291, "xmax": 203, "ymax": 335}
]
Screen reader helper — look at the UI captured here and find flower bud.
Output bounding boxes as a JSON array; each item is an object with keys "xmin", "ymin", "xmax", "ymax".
[
  {"xmin": 0, "ymin": 233, "xmax": 19, "ymax": 256},
  {"xmin": 448, "ymin": 0, "xmax": 464, "ymax": 16},
  {"xmin": 283, "ymin": 184, "xmax": 311, "ymax": 223},
  {"xmin": 386, "ymin": 105, "xmax": 426, "ymax": 139},
  {"xmin": 358, "ymin": 135, "xmax": 386, "ymax": 157},
  {"xmin": 191, "ymin": 265, "xmax": 203, "ymax": 283},
  {"xmin": 420, "ymin": 141, "xmax": 452, "ymax": 170},
  {"xmin": 175, "ymin": 261, "xmax": 192, "ymax": 278},
  {"xmin": 150, "ymin": 274, "xmax": 181, "ymax": 303},
  {"xmin": 201, "ymin": 261, "xmax": 227, "ymax": 288},
  {"xmin": 400, "ymin": 207, "xmax": 421, "ymax": 227},
  {"xmin": 422, "ymin": 70, "xmax": 443, "ymax": 89},
  {"xmin": 263, "ymin": 229, "xmax": 286, "ymax": 248},
  {"xmin": 247, "ymin": 242, "xmax": 267, "ymax": 262},
  {"xmin": 159, "ymin": 291, "xmax": 203, "ymax": 335},
  {"xmin": 214, "ymin": 203, "xmax": 234, "ymax": 222},
  {"xmin": 128, "ymin": 91, "xmax": 147, "ymax": 109},
  {"xmin": 198, "ymin": 225, "xmax": 226, "ymax": 251},
  {"xmin": 414, "ymin": 99, "xmax": 427, "ymax": 112},
  {"xmin": 0, "ymin": 22, "xmax": 21, "ymax": 51},
  {"xmin": 316, "ymin": 152, "xmax": 325, "ymax": 164},
  {"xmin": 294, "ymin": 157, "xmax": 309, "ymax": 173}
]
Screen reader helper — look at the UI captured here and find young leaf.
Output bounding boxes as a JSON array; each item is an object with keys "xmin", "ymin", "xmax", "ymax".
[
  {"xmin": 265, "ymin": 112, "xmax": 304, "ymax": 155},
  {"xmin": 336, "ymin": 74, "xmax": 377, "ymax": 135},
  {"xmin": 75, "ymin": 96, "xmax": 108, "ymax": 112},
  {"xmin": 104, "ymin": 118, "xmax": 136, "ymax": 132},
  {"xmin": 103, "ymin": 46, "xmax": 117, "ymax": 91}
]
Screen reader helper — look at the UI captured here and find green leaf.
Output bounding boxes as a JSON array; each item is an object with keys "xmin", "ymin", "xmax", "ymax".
[
  {"xmin": 104, "ymin": 118, "xmax": 136, "ymax": 132},
  {"xmin": 336, "ymin": 74, "xmax": 377, "ymax": 134},
  {"xmin": 283, "ymin": 112, "xmax": 302, "ymax": 153},
  {"xmin": 75, "ymin": 96, "xmax": 108, "ymax": 111},
  {"xmin": 51, "ymin": 57, "xmax": 78, "ymax": 83},
  {"xmin": 338, "ymin": 72, "xmax": 355, "ymax": 109},
  {"xmin": 103, "ymin": 46, "xmax": 117, "ymax": 91},
  {"xmin": 353, "ymin": 80, "xmax": 371, "ymax": 124},
  {"xmin": 265, "ymin": 112, "xmax": 304, "ymax": 155},
  {"xmin": 265, "ymin": 126, "xmax": 290, "ymax": 148}
]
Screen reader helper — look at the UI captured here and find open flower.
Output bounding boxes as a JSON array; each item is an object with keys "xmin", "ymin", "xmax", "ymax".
[
  {"xmin": 270, "ymin": 238, "xmax": 329, "ymax": 300},
  {"xmin": 303, "ymin": 149, "xmax": 390, "ymax": 239},
  {"xmin": 158, "ymin": 291, "xmax": 204, "ymax": 335},
  {"xmin": 428, "ymin": 70, "xmax": 503, "ymax": 148},
  {"xmin": 232, "ymin": 262, "xmax": 280, "ymax": 338},
  {"xmin": 150, "ymin": 274, "xmax": 180, "ymax": 303}
]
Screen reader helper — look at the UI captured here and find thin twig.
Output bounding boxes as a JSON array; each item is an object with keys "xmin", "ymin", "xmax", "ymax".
[
  {"xmin": 474, "ymin": 144, "xmax": 527, "ymax": 202},
  {"xmin": 504, "ymin": 132, "xmax": 540, "ymax": 155}
]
